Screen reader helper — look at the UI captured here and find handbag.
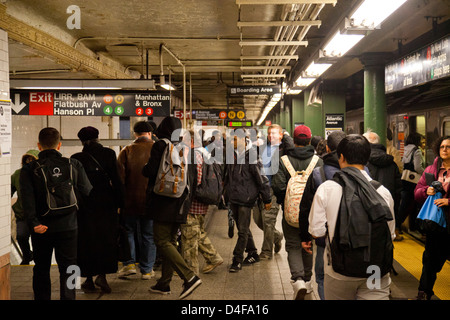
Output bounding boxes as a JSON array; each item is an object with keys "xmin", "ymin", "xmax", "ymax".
[
  {"xmin": 401, "ymin": 169, "xmax": 421, "ymax": 184},
  {"xmin": 401, "ymin": 148, "xmax": 420, "ymax": 184},
  {"xmin": 416, "ymin": 192, "xmax": 447, "ymax": 233}
]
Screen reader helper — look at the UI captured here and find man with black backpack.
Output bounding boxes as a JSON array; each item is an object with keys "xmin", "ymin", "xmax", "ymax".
[
  {"xmin": 20, "ymin": 127, "xmax": 92, "ymax": 300},
  {"xmin": 309, "ymin": 134, "xmax": 396, "ymax": 300}
]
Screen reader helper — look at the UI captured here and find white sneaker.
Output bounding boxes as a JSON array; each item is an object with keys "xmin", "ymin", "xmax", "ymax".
[
  {"xmin": 291, "ymin": 279, "xmax": 307, "ymax": 300},
  {"xmin": 305, "ymin": 280, "xmax": 313, "ymax": 293},
  {"xmin": 141, "ymin": 270, "xmax": 155, "ymax": 280},
  {"xmin": 118, "ymin": 264, "xmax": 136, "ymax": 278}
]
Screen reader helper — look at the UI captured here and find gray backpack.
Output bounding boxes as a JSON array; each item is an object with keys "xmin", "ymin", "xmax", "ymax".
[{"xmin": 153, "ymin": 138, "xmax": 188, "ymax": 198}]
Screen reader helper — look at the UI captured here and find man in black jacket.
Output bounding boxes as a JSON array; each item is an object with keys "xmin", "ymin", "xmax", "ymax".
[
  {"xmin": 20, "ymin": 127, "xmax": 92, "ymax": 300},
  {"xmin": 224, "ymin": 129, "xmax": 272, "ymax": 272},
  {"xmin": 363, "ymin": 130, "xmax": 403, "ymax": 240}
]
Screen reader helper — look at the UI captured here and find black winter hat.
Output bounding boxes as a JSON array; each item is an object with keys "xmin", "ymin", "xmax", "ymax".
[
  {"xmin": 133, "ymin": 121, "xmax": 153, "ymax": 133},
  {"xmin": 77, "ymin": 126, "xmax": 99, "ymax": 141}
]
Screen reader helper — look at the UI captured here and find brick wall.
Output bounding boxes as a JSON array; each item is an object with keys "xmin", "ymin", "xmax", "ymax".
[{"xmin": 0, "ymin": 28, "xmax": 11, "ymax": 300}]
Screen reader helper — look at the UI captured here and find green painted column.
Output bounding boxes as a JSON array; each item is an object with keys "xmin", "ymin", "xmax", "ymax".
[
  {"xmin": 279, "ymin": 103, "xmax": 286, "ymax": 130},
  {"xmin": 291, "ymin": 95, "xmax": 304, "ymax": 132},
  {"xmin": 304, "ymin": 89, "xmax": 323, "ymax": 137},
  {"xmin": 360, "ymin": 53, "xmax": 391, "ymax": 146}
]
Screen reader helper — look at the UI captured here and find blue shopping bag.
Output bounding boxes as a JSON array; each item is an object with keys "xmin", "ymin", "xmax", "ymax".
[{"xmin": 417, "ymin": 192, "xmax": 447, "ymax": 233}]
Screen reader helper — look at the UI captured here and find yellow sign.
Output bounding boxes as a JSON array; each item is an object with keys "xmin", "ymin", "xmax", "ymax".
[
  {"xmin": 114, "ymin": 94, "xmax": 124, "ymax": 104},
  {"xmin": 237, "ymin": 111, "xmax": 245, "ymax": 119},
  {"xmin": 228, "ymin": 111, "xmax": 236, "ymax": 119}
]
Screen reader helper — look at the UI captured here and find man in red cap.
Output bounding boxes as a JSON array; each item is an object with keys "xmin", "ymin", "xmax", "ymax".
[{"xmin": 272, "ymin": 124, "xmax": 323, "ymax": 300}]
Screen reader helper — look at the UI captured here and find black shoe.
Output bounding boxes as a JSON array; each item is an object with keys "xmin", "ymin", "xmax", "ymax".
[
  {"xmin": 149, "ymin": 283, "xmax": 171, "ymax": 295},
  {"xmin": 95, "ymin": 275, "xmax": 111, "ymax": 293},
  {"xmin": 229, "ymin": 260, "xmax": 242, "ymax": 272},
  {"xmin": 179, "ymin": 275, "xmax": 202, "ymax": 300},
  {"xmin": 243, "ymin": 252, "xmax": 260, "ymax": 265},
  {"xmin": 81, "ymin": 278, "xmax": 97, "ymax": 293},
  {"xmin": 274, "ymin": 234, "xmax": 283, "ymax": 254},
  {"xmin": 415, "ymin": 291, "xmax": 431, "ymax": 300},
  {"xmin": 20, "ymin": 252, "xmax": 33, "ymax": 265}
]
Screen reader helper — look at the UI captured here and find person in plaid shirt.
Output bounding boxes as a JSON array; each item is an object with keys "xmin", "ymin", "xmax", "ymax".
[{"xmin": 181, "ymin": 130, "xmax": 224, "ymax": 275}]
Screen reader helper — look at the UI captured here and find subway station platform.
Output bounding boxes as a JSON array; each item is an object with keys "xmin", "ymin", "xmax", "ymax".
[{"xmin": 9, "ymin": 206, "xmax": 448, "ymax": 301}]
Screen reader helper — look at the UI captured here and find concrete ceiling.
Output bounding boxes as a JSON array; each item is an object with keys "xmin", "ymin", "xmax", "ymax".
[{"xmin": 4, "ymin": 0, "xmax": 450, "ymax": 122}]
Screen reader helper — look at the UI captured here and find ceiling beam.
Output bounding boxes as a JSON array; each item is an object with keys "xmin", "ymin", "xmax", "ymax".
[
  {"xmin": 241, "ymin": 74, "xmax": 286, "ymax": 78},
  {"xmin": 239, "ymin": 40, "xmax": 308, "ymax": 46},
  {"xmin": 240, "ymin": 66, "xmax": 291, "ymax": 70},
  {"xmin": 240, "ymin": 55, "xmax": 298, "ymax": 60},
  {"xmin": 237, "ymin": 20, "xmax": 321, "ymax": 28},
  {"xmin": 0, "ymin": 4, "xmax": 131, "ymax": 79},
  {"xmin": 237, "ymin": 0, "xmax": 336, "ymax": 5}
]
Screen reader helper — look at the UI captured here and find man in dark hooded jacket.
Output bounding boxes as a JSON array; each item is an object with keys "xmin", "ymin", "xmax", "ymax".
[
  {"xmin": 363, "ymin": 130, "xmax": 402, "ymax": 240},
  {"xmin": 298, "ymin": 130, "xmax": 346, "ymax": 300},
  {"xmin": 142, "ymin": 116, "xmax": 202, "ymax": 300},
  {"xmin": 272, "ymin": 125, "xmax": 323, "ymax": 300}
]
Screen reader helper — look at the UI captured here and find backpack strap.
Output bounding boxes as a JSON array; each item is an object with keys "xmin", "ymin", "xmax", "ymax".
[
  {"xmin": 305, "ymin": 155, "xmax": 320, "ymax": 176},
  {"xmin": 281, "ymin": 155, "xmax": 296, "ymax": 177}
]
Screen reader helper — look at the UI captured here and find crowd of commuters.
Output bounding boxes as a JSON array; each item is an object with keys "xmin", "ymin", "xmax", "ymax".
[{"xmin": 12, "ymin": 116, "xmax": 449, "ymax": 301}]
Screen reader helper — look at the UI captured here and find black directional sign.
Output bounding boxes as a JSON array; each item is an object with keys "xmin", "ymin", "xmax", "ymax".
[{"xmin": 11, "ymin": 90, "xmax": 171, "ymax": 117}]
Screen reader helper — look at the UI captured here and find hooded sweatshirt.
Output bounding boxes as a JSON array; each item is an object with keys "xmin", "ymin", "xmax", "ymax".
[
  {"xmin": 366, "ymin": 143, "xmax": 402, "ymax": 212},
  {"xmin": 402, "ymin": 144, "xmax": 424, "ymax": 174}
]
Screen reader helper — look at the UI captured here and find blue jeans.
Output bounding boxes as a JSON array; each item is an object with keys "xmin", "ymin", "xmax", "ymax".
[
  {"xmin": 123, "ymin": 215, "xmax": 156, "ymax": 273},
  {"xmin": 315, "ymin": 242, "xmax": 325, "ymax": 300}
]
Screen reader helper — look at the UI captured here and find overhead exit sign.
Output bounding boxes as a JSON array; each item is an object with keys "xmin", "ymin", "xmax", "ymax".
[{"xmin": 11, "ymin": 90, "xmax": 171, "ymax": 117}]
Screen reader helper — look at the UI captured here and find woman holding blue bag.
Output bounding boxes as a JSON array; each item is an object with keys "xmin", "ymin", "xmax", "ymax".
[{"xmin": 414, "ymin": 136, "xmax": 450, "ymax": 300}]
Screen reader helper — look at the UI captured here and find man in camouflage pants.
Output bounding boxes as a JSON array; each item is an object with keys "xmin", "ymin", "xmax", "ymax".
[{"xmin": 181, "ymin": 131, "xmax": 223, "ymax": 275}]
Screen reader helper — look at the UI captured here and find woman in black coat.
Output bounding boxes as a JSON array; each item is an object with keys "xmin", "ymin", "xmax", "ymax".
[{"xmin": 71, "ymin": 126, "xmax": 124, "ymax": 293}]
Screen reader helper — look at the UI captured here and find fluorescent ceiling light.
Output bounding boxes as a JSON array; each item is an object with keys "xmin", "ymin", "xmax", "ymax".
[
  {"xmin": 304, "ymin": 62, "xmax": 332, "ymax": 77},
  {"xmin": 160, "ymin": 84, "xmax": 176, "ymax": 91},
  {"xmin": 286, "ymin": 88, "xmax": 302, "ymax": 95},
  {"xmin": 322, "ymin": 31, "xmax": 364, "ymax": 58},
  {"xmin": 350, "ymin": 0, "xmax": 407, "ymax": 29},
  {"xmin": 295, "ymin": 76, "xmax": 316, "ymax": 87}
]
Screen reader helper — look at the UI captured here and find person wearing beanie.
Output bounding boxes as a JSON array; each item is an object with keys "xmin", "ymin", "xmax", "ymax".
[
  {"xmin": 71, "ymin": 126, "xmax": 124, "ymax": 294},
  {"xmin": 11, "ymin": 149, "xmax": 39, "ymax": 264},
  {"xmin": 117, "ymin": 120, "xmax": 157, "ymax": 281}
]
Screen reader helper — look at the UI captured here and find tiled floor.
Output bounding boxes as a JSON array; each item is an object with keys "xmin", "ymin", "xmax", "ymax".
[{"xmin": 10, "ymin": 206, "xmax": 426, "ymax": 300}]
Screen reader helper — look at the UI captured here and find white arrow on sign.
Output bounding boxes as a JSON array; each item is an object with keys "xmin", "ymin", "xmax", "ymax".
[{"xmin": 11, "ymin": 93, "xmax": 26, "ymax": 114}]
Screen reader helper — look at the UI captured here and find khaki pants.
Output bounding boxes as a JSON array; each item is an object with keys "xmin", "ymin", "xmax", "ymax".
[
  {"xmin": 181, "ymin": 214, "xmax": 221, "ymax": 275},
  {"xmin": 324, "ymin": 273, "xmax": 391, "ymax": 300}
]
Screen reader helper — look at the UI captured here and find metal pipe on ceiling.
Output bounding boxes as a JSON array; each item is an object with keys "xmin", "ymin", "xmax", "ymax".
[{"xmin": 159, "ymin": 44, "xmax": 187, "ymax": 128}]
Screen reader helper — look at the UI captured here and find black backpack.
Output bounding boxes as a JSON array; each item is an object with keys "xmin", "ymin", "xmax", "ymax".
[
  {"xmin": 35, "ymin": 157, "xmax": 78, "ymax": 217},
  {"xmin": 329, "ymin": 179, "xmax": 394, "ymax": 278},
  {"xmin": 195, "ymin": 162, "xmax": 223, "ymax": 205}
]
